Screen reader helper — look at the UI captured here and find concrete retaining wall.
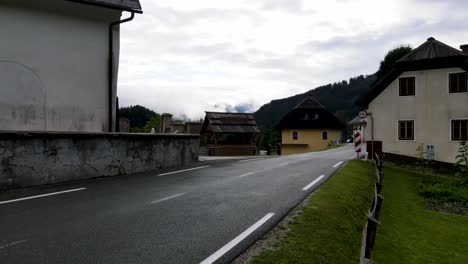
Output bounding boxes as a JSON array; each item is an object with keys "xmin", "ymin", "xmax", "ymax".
[{"xmin": 0, "ymin": 131, "xmax": 200, "ymax": 189}]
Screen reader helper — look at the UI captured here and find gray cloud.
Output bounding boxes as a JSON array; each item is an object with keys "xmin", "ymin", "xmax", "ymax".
[{"xmin": 118, "ymin": 0, "xmax": 468, "ymax": 119}]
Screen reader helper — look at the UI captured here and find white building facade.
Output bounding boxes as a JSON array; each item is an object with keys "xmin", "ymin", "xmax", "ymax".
[
  {"xmin": 0, "ymin": 0, "xmax": 141, "ymax": 132},
  {"xmin": 362, "ymin": 37, "xmax": 468, "ymax": 163}
]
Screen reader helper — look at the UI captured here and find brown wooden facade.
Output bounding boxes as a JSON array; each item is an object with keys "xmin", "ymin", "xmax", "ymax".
[{"xmin": 201, "ymin": 112, "xmax": 260, "ymax": 156}]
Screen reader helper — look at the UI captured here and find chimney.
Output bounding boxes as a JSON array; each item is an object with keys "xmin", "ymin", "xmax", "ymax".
[
  {"xmin": 461, "ymin": 44, "xmax": 468, "ymax": 56},
  {"xmin": 160, "ymin": 113, "xmax": 173, "ymax": 133}
]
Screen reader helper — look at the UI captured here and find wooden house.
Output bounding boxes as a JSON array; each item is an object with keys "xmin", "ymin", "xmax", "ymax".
[{"xmin": 201, "ymin": 112, "xmax": 260, "ymax": 156}]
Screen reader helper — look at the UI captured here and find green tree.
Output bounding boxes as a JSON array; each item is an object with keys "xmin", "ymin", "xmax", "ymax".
[
  {"xmin": 257, "ymin": 128, "xmax": 279, "ymax": 154},
  {"xmin": 376, "ymin": 45, "xmax": 413, "ymax": 78},
  {"xmin": 143, "ymin": 116, "xmax": 161, "ymax": 133},
  {"xmin": 119, "ymin": 105, "xmax": 158, "ymax": 129}
]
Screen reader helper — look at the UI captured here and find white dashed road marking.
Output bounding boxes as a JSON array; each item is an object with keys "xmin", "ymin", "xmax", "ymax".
[
  {"xmin": 332, "ymin": 161, "xmax": 343, "ymax": 168},
  {"xmin": 239, "ymin": 172, "xmax": 256, "ymax": 178},
  {"xmin": 302, "ymin": 175, "xmax": 325, "ymax": 191},
  {"xmin": 0, "ymin": 240, "xmax": 28, "ymax": 250},
  {"xmin": 238, "ymin": 158, "xmax": 263, "ymax": 163},
  {"xmin": 0, "ymin": 188, "xmax": 86, "ymax": 205},
  {"xmin": 151, "ymin": 193, "xmax": 186, "ymax": 204},
  {"xmin": 200, "ymin": 212, "xmax": 275, "ymax": 264},
  {"xmin": 157, "ymin": 166, "xmax": 210, "ymax": 176}
]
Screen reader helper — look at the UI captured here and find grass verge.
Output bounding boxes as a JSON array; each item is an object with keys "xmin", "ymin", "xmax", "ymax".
[
  {"xmin": 373, "ymin": 165, "xmax": 468, "ymax": 264},
  {"xmin": 250, "ymin": 160, "xmax": 375, "ymax": 264}
]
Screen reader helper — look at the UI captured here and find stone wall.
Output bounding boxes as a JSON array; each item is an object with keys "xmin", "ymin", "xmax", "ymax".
[{"xmin": 0, "ymin": 131, "xmax": 200, "ymax": 189}]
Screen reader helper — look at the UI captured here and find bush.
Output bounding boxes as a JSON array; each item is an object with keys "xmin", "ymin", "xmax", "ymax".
[{"xmin": 418, "ymin": 175, "xmax": 468, "ymax": 206}]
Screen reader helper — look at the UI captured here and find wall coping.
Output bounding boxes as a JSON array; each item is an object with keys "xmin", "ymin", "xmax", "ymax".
[{"xmin": 0, "ymin": 130, "xmax": 200, "ymax": 139}]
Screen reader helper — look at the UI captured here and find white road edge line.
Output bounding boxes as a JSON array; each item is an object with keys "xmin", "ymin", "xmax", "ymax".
[
  {"xmin": 0, "ymin": 188, "xmax": 86, "ymax": 205},
  {"xmin": 200, "ymin": 212, "xmax": 275, "ymax": 264},
  {"xmin": 332, "ymin": 161, "xmax": 343, "ymax": 168},
  {"xmin": 302, "ymin": 175, "xmax": 325, "ymax": 191},
  {"xmin": 349, "ymin": 155, "xmax": 357, "ymax": 159},
  {"xmin": 151, "ymin": 193, "xmax": 186, "ymax": 204},
  {"xmin": 157, "ymin": 166, "xmax": 210, "ymax": 176},
  {"xmin": 238, "ymin": 158, "xmax": 262, "ymax": 163},
  {"xmin": 239, "ymin": 172, "xmax": 256, "ymax": 178},
  {"xmin": 0, "ymin": 239, "xmax": 28, "ymax": 250},
  {"xmin": 279, "ymin": 162, "xmax": 289, "ymax": 166}
]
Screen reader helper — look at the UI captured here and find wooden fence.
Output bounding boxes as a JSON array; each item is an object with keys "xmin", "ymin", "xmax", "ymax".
[{"xmin": 363, "ymin": 153, "xmax": 384, "ymax": 262}]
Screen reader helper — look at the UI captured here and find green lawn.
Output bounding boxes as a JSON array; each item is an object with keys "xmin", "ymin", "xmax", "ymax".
[
  {"xmin": 251, "ymin": 160, "xmax": 375, "ymax": 264},
  {"xmin": 373, "ymin": 165, "xmax": 468, "ymax": 264}
]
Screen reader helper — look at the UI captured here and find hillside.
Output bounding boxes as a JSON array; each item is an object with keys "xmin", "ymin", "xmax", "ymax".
[{"xmin": 253, "ymin": 74, "xmax": 376, "ymax": 128}]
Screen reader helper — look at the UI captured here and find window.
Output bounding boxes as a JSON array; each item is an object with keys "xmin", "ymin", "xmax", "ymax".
[
  {"xmin": 322, "ymin": 131, "xmax": 328, "ymax": 140},
  {"xmin": 293, "ymin": 131, "xmax": 298, "ymax": 140},
  {"xmin": 399, "ymin": 77, "xmax": 415, "ymax": 96},
  {"xmin": 449, "ymin": 72, "xmax": 467, "ymax": 93},
  {"xmin": 452, "ymin": 119, "xmax": 468, "ymax": 141},
  {"xmin": 398, "ymin": 120, "xmax": 414, "ymax": 140}
]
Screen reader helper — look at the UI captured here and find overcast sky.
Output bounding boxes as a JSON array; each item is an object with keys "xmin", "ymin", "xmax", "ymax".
[{"xmin": 118, "ymin": 0, "xmax": 468, "ymax": 120}]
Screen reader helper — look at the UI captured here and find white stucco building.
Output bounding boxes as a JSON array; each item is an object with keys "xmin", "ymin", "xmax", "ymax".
[
  {"xmin": 0, "ymin": 0, "xmax": 142, "ymax": 132},
  {"xmin": 361, "ymin": 37, "xmax": 468, "ymax": 164}
]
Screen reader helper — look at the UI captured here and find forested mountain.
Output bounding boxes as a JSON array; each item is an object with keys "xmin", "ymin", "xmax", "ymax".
[
  {"xmin": 253, "ymin": 74, "xmax": 376, "ymax": 128},
  {"xmin": 253, "ymin": 45, "xmax": 413, "ymax": 129}
]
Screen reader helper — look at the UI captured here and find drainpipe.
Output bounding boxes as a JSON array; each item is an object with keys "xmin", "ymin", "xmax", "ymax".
[{"xmin": 108, "ymin": 12, "xmax": 134, "ymax": 132}]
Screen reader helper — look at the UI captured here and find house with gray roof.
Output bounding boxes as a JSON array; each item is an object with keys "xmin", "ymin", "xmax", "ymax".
[
  {"xmin": 0, "ymin": 0, "xmax": 142, "ymax": 132},
  {"xmin": 359, "ymin": 37, "xmax": 468, "ymax": 163}
]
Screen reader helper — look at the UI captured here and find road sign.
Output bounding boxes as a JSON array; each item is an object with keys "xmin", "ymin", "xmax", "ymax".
[{"xmin": 354, "ymin": 132, "xmax": 362, "ymax": 153}]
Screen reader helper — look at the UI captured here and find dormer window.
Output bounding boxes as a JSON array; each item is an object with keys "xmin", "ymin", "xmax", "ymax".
[
  {"xmin": 399, "ymin": 77, "xmax": 415, "ymax": 96},
  {"xmin": 449, "ymin": 72, "xmax": 467, "ymax": 93}
]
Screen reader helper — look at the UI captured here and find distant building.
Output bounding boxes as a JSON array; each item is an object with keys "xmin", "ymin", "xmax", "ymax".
[
  {"xmin": 276, "ymin": 95, "xmax": 345, "ymax": 155},
  {"xmin": 201, "ymin": 112, "xmax": 260, "ymax": 156},
  {"xmin": 0, "ymin": 0, "xmax": 142, "ymax": 132},
  {"xmin": 348, "ymin": 115, "xmax": 367, "ymax": 142},
  {"xmin": 186, "ymin": 122, "xmax": 203, "ymax": 134},
  {"xmin": 158, "ymin": 113, "xmax": 203, "ymax": 134},
  {"xmin": 359, "ymin": 37, "xmax": 468, "ymax": 163}
]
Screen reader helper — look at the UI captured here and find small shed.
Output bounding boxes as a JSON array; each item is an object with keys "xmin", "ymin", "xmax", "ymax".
[{"xmin": 201, "ymin": 112, "xmax": 260, "ymax": 156}]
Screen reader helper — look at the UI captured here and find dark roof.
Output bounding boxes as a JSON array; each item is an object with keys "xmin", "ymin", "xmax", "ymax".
[
  {"xmin": 275, "ymin": 96, "xmax": 345, "ymax": 130},
  {"xmin": 66, "ymin": 0, "xmax": 143, "ymax": 13},
  {"xmin": 359, "ymin": 37, "xmax": 468, "ymax": 106},
  {"xmin": 201, "ymin": 112, "xmax": 260, "ymax": 133},
  {"xmin": 398, "ymin": 37, "xmax": 463, "ymax": 62},
  {"xmin": 293, "ymin": 96, "xmax": 325, "ymax": 109},
  {"xmin": 348, "ymin": 115, "xmax": 367, "ymax": 125}
]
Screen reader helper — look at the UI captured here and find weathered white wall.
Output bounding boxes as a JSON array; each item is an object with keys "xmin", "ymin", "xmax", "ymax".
[
  {"xmin": 368, "ymin": 67, "xmax": 468, "ymax": 163},
  {"xmin": 0, "ymin": 132, "xmax": 200, "ymax": 189},
  {"xmin": 0, "ymin": 0, "xmax": 122, "ymax": 132}
]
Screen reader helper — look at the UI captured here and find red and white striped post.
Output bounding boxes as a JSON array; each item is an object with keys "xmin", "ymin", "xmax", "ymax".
[{"xmin": 354, "ymin": 131, "xmax": 362, "ymax": 159}]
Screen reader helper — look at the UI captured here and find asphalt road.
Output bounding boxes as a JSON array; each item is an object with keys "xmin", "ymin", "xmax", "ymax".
[{"xmin": 0, "ymin": 144, "xmax": 357, "ymax": 264}]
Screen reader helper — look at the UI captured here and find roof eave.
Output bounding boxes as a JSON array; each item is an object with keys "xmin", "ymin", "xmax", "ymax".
[
  {"xmin": 358, "ymin": 56, "xmax": 468, "ymax": 106},
  {"xmin": 66, "ymin": 0, "xmax": 143, "ymax": 14}
]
